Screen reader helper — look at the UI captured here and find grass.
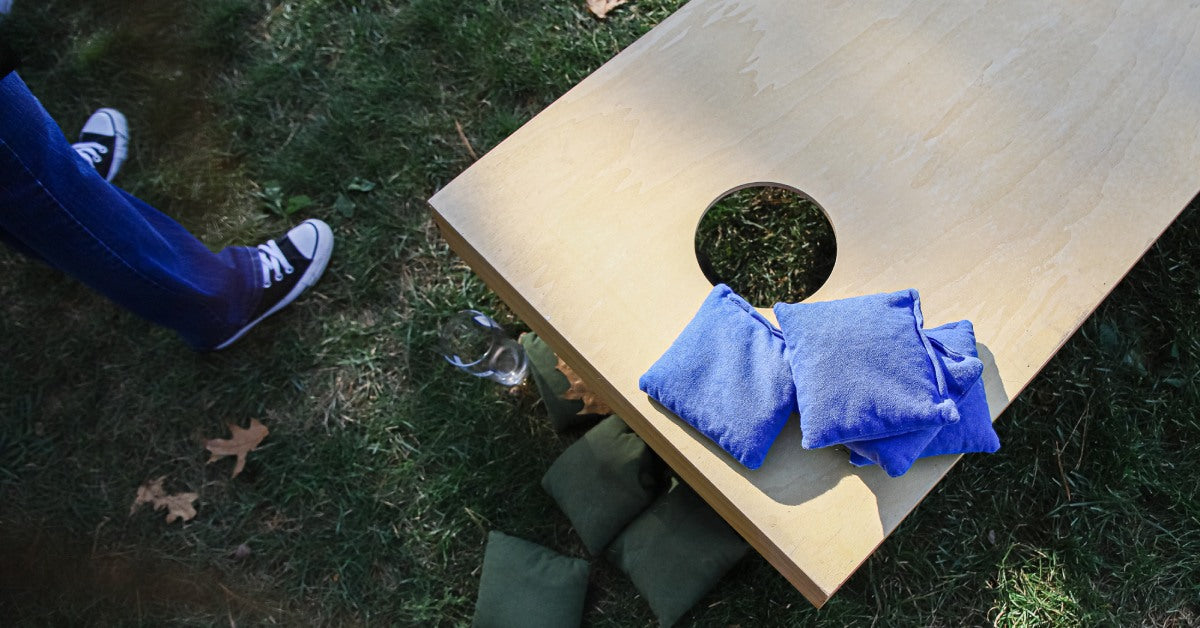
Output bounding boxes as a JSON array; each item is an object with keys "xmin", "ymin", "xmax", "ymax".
[
  {"xmin": 1, "ymin": 0, "xmax": 1198, "ymax": 625},
  {"xmin": 696, "ymin": 186, "xmax": 837, "ymax": 306}
]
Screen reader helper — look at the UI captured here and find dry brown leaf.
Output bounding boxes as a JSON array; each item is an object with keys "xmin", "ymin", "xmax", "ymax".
[
  {"xmin": 130, "ymin": 476, "xmax": 199, "ymax": 524},
  {"xmin": 587, "ymin": 0, "xmax": 629, "ymax": 19},
  {"xmin": 205, "ymin": 419, "xmax": 269, "ymax": 478},
  {"xmin": 556, "ymin": 356, "xmax": 613, "ymax": 416}
]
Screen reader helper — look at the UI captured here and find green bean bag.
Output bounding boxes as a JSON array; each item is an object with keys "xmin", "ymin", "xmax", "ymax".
[
  {"xmin": 520, "ymin": 333, "xmax": 605, "ymax": 432},
  {"xmin": 542, "ymin": 415, "xmax": 664, "ymax": 555},
  {"xmin": 472, "ymin": 531, "xmax": 590, "ymax": 628},
  {"xmin": 606, "ymin": 480, "xmax": 749, "ymax": 627}
]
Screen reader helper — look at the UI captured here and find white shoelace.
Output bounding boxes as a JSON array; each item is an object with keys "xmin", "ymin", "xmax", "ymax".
[
  {"xmin": 72, "ymin": 141, "xmax": 108, "ymax": 164},
  {"xmin": 257, "ymin": 240, "xmax": 294, "ymax": 288}
]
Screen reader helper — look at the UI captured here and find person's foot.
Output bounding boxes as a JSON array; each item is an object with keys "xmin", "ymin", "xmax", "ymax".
[
  {"xmin": 72, "ymin": 108, "xmax": 128, "ymax": 182},
  {"xmin": 213, "ymin": 219, "xmax": 335, "ymax": 350}
]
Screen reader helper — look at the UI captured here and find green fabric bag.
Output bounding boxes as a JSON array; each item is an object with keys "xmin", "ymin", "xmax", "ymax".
[
  {"xmin": 606, "ymin": 480, "xmax": 749, "ymax": 627},
  {"xmin": 542, "ymin": 415, "xmax": 663, "ymax": 555},
  {"xmin": 520, "ymin": 333, "xmax": 604, "ymax": 432},
  {"xmin": 472, "ymin": 531, "xmax": 590, "ymax": 628}
]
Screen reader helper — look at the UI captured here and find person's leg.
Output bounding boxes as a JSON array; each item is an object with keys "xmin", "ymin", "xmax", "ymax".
[
  {"xmin": 0, "ymin": 107, "xmax": 126, "ymax": 260},
  {"xmin": 0, "ymin": 72, "xmax": 260, "ymax": 349},
  {"xmin": 0, "ymin": 219, "xmax": 42, "ymax": 259}
]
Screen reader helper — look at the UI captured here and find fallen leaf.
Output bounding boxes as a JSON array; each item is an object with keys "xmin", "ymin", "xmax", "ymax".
[
  {"xmin": 586, "ymin": 0, "xmax": 628, "ymax": 19},
  {"xmin": 333, "ymin": 192, "xmax": 356, "ymax": 217},
  {"xmin": 346, "ymin": 176, "xmax": 376, "ymax": 193},
  {"xmin": 556, "ymin": 356, "xmax": 613, "ymax": 416},
  {"xmin": 284, "ymin": 194, "xmax": 313, "ymax": 216},
  {"xmin": 130, "ymin": 476, "xmax": 199, "ymax": 524},
  {"xmin": 205, "ymin": 419, "xmax": 269, "ymax": 478}
]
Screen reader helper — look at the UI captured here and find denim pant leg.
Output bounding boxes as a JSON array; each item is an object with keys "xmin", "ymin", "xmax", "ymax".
[{"xmin": 0, "ymin": 72, "xmax": 261, "ymax": 349}]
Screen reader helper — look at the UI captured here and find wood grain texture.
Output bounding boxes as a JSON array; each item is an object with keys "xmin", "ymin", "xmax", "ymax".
[{"xmin": 429, "ymin": 0, "xmax": 1200, "ymax": 606}]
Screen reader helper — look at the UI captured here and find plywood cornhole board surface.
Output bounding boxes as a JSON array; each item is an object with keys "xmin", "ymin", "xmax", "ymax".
[{"xmin": 429, "ymin": 0, "xmax": 1200, "ymax": 607}]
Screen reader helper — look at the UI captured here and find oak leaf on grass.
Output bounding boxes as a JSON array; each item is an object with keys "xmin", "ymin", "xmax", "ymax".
[
  {"xmin": 556, "ymin": 356, "xmax": 613, "ymax": 416},
  {"xmin": 130, "ymin": 476, "xmax": 199, "ymax": 524},
  {"xmin": 205, "ymin": 419, "xmax": 269, "ymax": 478},
  {"xmin": 587, "ymin": 0, "xmax": 629, "ymax": 19}
]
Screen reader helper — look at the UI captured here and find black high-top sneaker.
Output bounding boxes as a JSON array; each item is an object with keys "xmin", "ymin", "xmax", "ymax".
[
  {"xmin": 72, "ymin": 108, "xmax": 128, "ymax": 182},
  {"xmin": 214, "ymin": 219, "xmax": 335, "ymax": 350}
]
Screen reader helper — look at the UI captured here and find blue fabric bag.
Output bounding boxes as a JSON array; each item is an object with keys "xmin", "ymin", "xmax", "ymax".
[
  {"xmin": 846, "ymin": 320, "xmax": 998, "ymax": 475},
  {"xmin": 639, "ymin": 284, "xmax": 796, "ymax": 469},
  {"xmin": 773, "ymin": 289, "xmax": 960, "ymax": 450}
]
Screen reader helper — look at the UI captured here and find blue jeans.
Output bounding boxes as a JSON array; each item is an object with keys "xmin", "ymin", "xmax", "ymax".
[{"xmin": 0, "ymin": 72, "xmax": 261, "ymax": 349}]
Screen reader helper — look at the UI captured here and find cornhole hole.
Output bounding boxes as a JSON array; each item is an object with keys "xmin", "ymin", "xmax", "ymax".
[{"xmin": 429, "ymin": 0, "xmax": 1200, "ymax": 607}]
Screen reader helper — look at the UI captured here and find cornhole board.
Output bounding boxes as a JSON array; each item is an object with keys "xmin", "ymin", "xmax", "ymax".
[{"xmin": 429, "ymin": 0, "xmax": 1200, "ymax": 607}]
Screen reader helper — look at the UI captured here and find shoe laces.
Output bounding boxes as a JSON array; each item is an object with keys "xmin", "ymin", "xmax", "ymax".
[
  {"xmin": 72, "ymin": 141, "xmax": 108, "ymax": 164},
  {"xmin": 257, "ymin": 239, "xmax": 294, "ymax": 288}
]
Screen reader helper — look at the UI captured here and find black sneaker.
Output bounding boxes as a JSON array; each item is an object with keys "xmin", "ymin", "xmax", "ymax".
[
  {"xmin": 213, "ymin": 218, "xmax": 335, "ymax": 350},
  {"xmin": 72, "ymin": 108, "xmax": 128, "ymax": 182}
]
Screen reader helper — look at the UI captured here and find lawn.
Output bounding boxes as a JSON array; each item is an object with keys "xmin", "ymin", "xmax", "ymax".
[{"xmin": 1, "ymin": 1, "xmax": 1197, "ymax": 625}]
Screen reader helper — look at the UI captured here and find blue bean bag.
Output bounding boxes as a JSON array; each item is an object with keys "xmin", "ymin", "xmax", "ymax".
[
  {"xmin": 639, "ymin": 284, "xmax": 796, "ymax": 469},
  {"xmin": 845, "ymin": 320, "xmax": 997, "ymax": 476},
  {"xmin": 773, "ymin": 289, "xmax": 960, "ymax": 449}
]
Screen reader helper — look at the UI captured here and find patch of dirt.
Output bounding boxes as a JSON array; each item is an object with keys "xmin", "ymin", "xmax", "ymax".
[{"xmin": 0, "ymin": 526, "xmax": 287, "ymax": 623}]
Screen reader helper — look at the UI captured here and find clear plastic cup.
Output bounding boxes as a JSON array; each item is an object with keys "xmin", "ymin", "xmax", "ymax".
[{"xmin": 437, "ymin": 310, "xmax": 529, "ymax": 386}]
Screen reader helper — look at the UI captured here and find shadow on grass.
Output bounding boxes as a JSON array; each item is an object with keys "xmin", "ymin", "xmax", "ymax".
[{"xmin": 0, "ymin": 525, "xmax": 287, "ymax": 624}]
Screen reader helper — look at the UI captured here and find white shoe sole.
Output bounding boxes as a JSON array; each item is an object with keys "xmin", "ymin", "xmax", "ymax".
[{"xmin": 213, "ymin": 219, "xmax": 335, "ymax": 350}]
